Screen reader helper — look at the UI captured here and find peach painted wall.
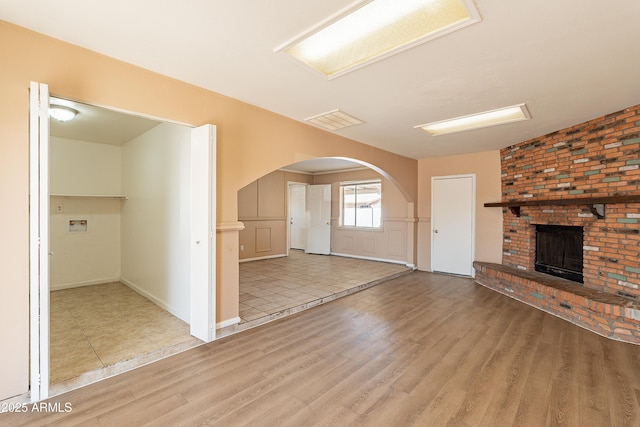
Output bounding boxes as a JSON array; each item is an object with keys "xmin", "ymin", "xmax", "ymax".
[
  {"xmin": 314, "ymin": 169, "xmax": 415, "ymax": 265},
  {"xmin": 238, "ymin": 168, "xmax": 415, "ymax": 265},
  {"xmin": 238, "ymin": 170, "xmax": 313, "ymax": 260},
  {"xmin": 0, "ymin": 20, "xmax": 418, "ymax": 400},
  {"xmin": 417, "ymin": 151, "xmax": 503, "ymax": 272}
]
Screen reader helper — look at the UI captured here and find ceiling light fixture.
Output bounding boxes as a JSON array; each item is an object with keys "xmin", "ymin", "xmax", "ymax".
[
  {"xmin": 275, "ymin": 0, "xmax": 481, "ymax": 79},
  {"xmin": 305, "ymin": 109, "xmax": 364, "ymax": 131},
  {"xmin": 49, "ymin": 105, "xmax": 79, "ymax": 122},
  {"xmin": 415, "ymin": 104, "xmax": 531, "ymax": 136}
]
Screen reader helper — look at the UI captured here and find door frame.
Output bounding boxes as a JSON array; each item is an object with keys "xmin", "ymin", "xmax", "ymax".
[
  {"xmin": 29, "ymin": 82, "xmax": 216, "ymax": 401},
  {"xmin": 190, "ymin": 124, "xmax": 216, "ymax": 342},
  {"xmin": 430, "ymin": 174, "xmax": 476, "ymax": 276},
  {"xmin": 305, "ymin": 184, "xmax": 332, "ymax": 255},
  {"xmin": 29, "ymin": 82, "xmax": 50, "ymax": 402},
  {"xmin": 286, "ymin": 181, "xmax": 308, "ymax": 255}
]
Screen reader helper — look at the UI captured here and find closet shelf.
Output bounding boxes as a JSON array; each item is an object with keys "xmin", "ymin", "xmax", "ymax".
[{"xmin": 50, "ymin": 194, "xmax": 128, "ymax": 200}]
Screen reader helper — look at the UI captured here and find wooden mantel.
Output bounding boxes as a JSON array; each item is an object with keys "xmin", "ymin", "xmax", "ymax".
[{"xmin": 484, "ymin": 194, "xmax": 640, "ymax": 219}]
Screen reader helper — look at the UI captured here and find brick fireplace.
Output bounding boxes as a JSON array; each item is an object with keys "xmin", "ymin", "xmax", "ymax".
[{"xmin": 474, "ymin": 103, "xmax": 640, "ymax": 343}]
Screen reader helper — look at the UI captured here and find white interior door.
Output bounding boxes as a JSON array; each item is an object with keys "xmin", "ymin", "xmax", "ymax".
[
  {"xmin": 306, "ymin": 184, "xmax": 331, "ymax": 255},
  {"xmin": 431, "ymin": 175, "xmax": 475, "ymax": 276},
  {"xmin": 190, "ymin": 124, "xmax": 216, "ymax": 342},
  {"xmin": 288, "ymin": 183, "xmax": 307, "ymax": 250},
  {"xmin": 29, "ymin": 81, "xmax": 50, "ymax": 401}
]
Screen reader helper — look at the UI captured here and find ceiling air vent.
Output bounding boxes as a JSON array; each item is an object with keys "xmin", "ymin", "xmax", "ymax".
[{"xmin": 305, "ymin": 109, "xmax": 364, "ymax": 131}]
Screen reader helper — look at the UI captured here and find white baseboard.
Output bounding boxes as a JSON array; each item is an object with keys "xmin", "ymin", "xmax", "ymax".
[
  {"xmin": 216, "ymin": 317, "xmax": 241, "ymax": 329},
  {"xmin": 50, "ymin": 277, "xmax": 120, "ymax": 291},
  {"xmin": 239, "ymin": 254, "xmax": 287, "ymax": 263},
  {"xmin": 120, "ymin": 278, "xmax": 189, "ymax": 323},
  {"xmin": 330, "ymin": 252, "xmax": 409, "ymax": 266}
]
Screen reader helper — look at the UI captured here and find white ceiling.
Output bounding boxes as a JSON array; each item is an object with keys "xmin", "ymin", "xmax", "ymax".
[
  {"xmin": 49, "ymin": 98, "xmax": 360, "ymax": 174},
  {"xmin": 3, "ymin": 0, "xmax": 640, "ymax": 159},
  {"xmin": 49, "ymin": 98, "xmax": 160, "ymax": 145}
]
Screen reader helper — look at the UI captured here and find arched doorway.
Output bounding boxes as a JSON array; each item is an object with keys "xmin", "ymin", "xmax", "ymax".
[{"xmin": 231, "ymin": 158, "xmax": 416, "ymax": 330}]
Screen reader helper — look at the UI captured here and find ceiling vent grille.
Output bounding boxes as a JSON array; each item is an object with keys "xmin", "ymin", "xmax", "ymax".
[{"xmin": 305, "ymin": 109, "xmax": 364, "ymax": 131}]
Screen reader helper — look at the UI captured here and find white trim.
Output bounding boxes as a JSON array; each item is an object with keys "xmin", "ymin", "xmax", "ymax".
[
  {"xmin": 339, "ymin": 178, "xmax": 381, "ymax": 186},
  {"xmin": 287, "ymin": 181, "xmax": 309, "ymax": 255},
  {"xmin": 339, "ymin": 179, "xmax": 383, "ymax": 229},
  {"xmin": 330, "ymin": 252, "xmax": 409, "ymax": 266},
  {"xmin": 29, "ymin": 82, "xmax": 40, "ymax": 403},
  {"xmin": 49, "ymin": 277, "xmax": 121, "ymax": 291},
  {"xmin": 120, "ymin": 278, "xmax": 189, "ymax": 323},
  {"xmin": 29, "ymin": 81, "xmax": 50, "ymax": 402},
  {"xmin": 239, "ymin": 254, "xmax": 287, "ymax": 263},
  {"xmin": 190, "ymin": 124, "xmax": 216, "ymax": 343},
  {"xmin": 216, "ymin": 317, "xmax": 241, "ymax": 329}
]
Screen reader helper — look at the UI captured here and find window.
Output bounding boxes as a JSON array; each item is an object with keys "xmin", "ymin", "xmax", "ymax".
[{"xmin": 340, "ymin": 180, "xmax": 382, "ymax": 228}]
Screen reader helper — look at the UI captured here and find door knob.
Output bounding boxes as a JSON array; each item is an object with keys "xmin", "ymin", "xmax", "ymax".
[
  {"xmin": 196, "ymin": 240, "xmax": 201, "ymax": 244},
  {"xmin": 434, "ymin": 230, "xmax": 439, "ymax": 233}
]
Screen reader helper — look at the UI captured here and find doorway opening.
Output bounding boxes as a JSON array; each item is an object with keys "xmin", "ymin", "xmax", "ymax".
[
  {"xmin": 229, "ymin": 158, "xmax": 415, "ymax": 334},
  {"xmin": 48, "ymin": 99, "xmax": 201, "ymax": 393},
  {"xmin": 288, "ymin": 183, "xmax": 307, "ymax": 252},
  {"xmin": 30, "ymin": 82, "xmax": 215, "ymax": 400}
]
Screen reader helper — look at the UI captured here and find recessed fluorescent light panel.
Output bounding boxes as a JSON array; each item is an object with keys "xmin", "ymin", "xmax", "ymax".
[
  {"xmin": 415, "ymin": 104, "xmax": 531, "ymax": 136},
  {"xmin": 276, "ymin": 0, "xmax": 481, "ymax": 79},
  {"xmin": 305, "ymin": 109, "xmax": 364, "ymax": 131}
]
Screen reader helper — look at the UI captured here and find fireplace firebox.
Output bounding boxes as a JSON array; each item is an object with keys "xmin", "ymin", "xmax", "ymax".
[{"xmin": 534, "ymin": 224, "xmax": 583, "ymax": 283}]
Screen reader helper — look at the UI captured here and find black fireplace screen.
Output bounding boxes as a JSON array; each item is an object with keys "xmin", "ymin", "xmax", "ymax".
[{"xmin": 535, "ymin": 225, "xmax": 584, "ymax": 283}]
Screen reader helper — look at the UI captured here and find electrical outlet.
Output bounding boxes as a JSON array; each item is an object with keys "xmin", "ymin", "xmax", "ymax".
[
  {"xmin": 56, "ymin": 204, "xmax": 63, "ymax": 213},
  {"xmin": 240, "ymin": 245, "xmax": 244, "ymax": 251}
]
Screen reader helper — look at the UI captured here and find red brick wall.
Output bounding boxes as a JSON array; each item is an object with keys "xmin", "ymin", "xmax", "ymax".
[{"xmin": 499, "ymin": 104, "xmax": 640, "ymax": 297}]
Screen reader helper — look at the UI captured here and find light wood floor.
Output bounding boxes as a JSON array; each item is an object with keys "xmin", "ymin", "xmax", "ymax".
[{"xmin": 4, "ymin": 271, "xmax": 640, "ymax": 426}]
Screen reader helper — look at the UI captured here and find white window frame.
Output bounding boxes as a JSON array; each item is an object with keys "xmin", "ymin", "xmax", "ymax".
[{"xmin": 339, "ymin": 179, "xmax": 382, "ymax": 229}]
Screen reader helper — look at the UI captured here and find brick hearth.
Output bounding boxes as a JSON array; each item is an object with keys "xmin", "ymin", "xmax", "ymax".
[
  {"xmin": 474, "ymin": 261, "xmax": 640, "ymax": 343},
  {"xmin": 477, "ymin": 103, "xmax": 640, "ymax": 343}
]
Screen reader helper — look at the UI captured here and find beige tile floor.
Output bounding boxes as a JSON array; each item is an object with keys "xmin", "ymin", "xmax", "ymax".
[
  {"xmin": 50, "ymin": 282, "xmax": 202, "ymax": 387},
  {"xmin": 239, "ymin": 250, "xmax": 412, "ymax": 324}
]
